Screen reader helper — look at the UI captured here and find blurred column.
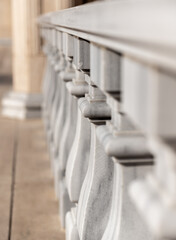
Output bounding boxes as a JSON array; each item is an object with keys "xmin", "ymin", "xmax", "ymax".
[{"xmin": 2, "ymin": 0, "xmax": 45, "ymax": 119}]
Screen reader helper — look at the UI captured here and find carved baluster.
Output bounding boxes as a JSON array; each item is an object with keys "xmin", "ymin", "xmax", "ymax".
[
  {"xmin": 52, "ymin": 61, "xmax": 73, "ymax": 159},
  {"xmin": 42, "ymin": 34, "xmax": 52, "ymax": 112},
  {"xmin": 42, "ymin": 42, "xmax": 56, "ymax": 136},
  {"xmin": 53, "ymin": 63, "xmax": 75, "ymax": 201},
  {"xmin": 42, "ymin": 29, "xmax": 53, "ymax": 127},
  {"xmin": 42, "ymin": 60, "xmax": 51, "ymax": 123},
  {"xmin": 58, "ymin": 84, "xmax": 77, "ymax": 177},
  {"xmin": 89, "ymin": 47, "xmax": 153, "ymax": 239},
  {"xmin": 65, "ymin": 64, "xmax": 90, "ymax": 204},
  {"xmin": 42, "ymin": 30, "xmax": 54, "ymax": 114},
  {"xmin": 66, "ymin": 73, "xmax": 90, "ymax": 203},
  {"xmin": 54, "ymin": 33, "xmax": 75, "ymax": 159},
  {"xmin": 65, "ymin": 101, "xmax": 90, "ymax": 240},
  {"xmin": 65, "ymin": 38, "xmax": 92, "ymax": 238},
  {"xmin": 64, "ymin": 71, "xmax": 90, "ymax": 240},
  {"xmin": 44, "ymin": 29, "xmax": 58, "ymax": 138},
  {"xmin": 57, "ymin": 80, "xmax": 77, "ymax": 227},
  {"xmin": 69, "ymin": 44, "xmax": 115, "ymax": 240},
  {"xmin": 97, "ymin": 114, "xmax": 153, "ymax": 240},
  {"xmin": 48, "ymin": 53, "xmax": 64, "ymax": 135},
  {"xmin": 123, "ymin": 57, "xmax": 176, "ymax": 239},
  {"xmin": 53, "ymin": 34, "xmax": 80, "ymax": 227},
  {"xmin": 48, "ymin": 54, "xmax": 66, "ymax": 168},
  {"xmin": 53, "ymin": 33, "xmax": 74, "ymax": 158},
  {"xmin": 48, "ymin": 45, "xmax": 64, "ymax": 139},
  {"xmin": 59, "ymin": 37, "xmax": 92, "ymax": 228},
  {"xmin": 75, "ymin": 86, "xmax": 111, "ymax": 240},
  {"xmin": 53, "ymin": 34, "xmax": 75, "ymax": 198},
  {"xmin": 48, "ymin": 32, "xmax": 66, "ymax": 164}
]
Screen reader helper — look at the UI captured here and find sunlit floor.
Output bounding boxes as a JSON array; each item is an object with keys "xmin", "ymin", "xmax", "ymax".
[{"xmin": 0, "ymin": 78, "xmax": 65, "ymax": 240}]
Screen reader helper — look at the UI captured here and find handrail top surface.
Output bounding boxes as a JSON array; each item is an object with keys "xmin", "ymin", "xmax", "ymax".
[{"xmin": 38, "ymin": 0, "xmax": 176, "ymax": 72}]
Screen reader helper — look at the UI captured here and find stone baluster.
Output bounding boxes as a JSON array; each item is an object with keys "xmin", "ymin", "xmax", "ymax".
[
  {"xmin": 52, "ymin": 62, "xmax": 74, "ymax": 157},
  {"xmin": 59, "ymin": 37, "xmax": 93, "ymax": 228},
  {"xmin": 42, "ymin": 41, "xmax": 51, "ymax": 120},
  {"xmin": 41, "ymin": 29, "xmax": 66, "ymax": 175},
  {"xmin": 46, "ymin": 29, "xmax": 59, "ymax": 125},
  {"xmin": 58, "ymin": 79, "xmax": 77, "ymax": 227},
  {"xmin": 68, "ymin": 43, "xmax": 115, "ymax": 240},
  {"xmin": 76, "ymin": 85, "xmax": 112, "ymax": 240},
  {"xmin": 52, "ymin": 33, "xmax": 75, "ymax": 200},
  {"xmin": 49, "ymin": 32, "xmax": 66, "ymax": 137},
  {"xmin": 64, "ymin": 38, "xmax": 91, "ymax": 239},
  {"xmin": 42, "ymin": 32, "xmax": 55, "ymax": 134},
  {"xmin": 90, "ymin": 45, "xmax": 154, "ymax": 240},
  {"xmin": 97, "ymin": 112, "xmax": 153, "ymax": 240},
  {"xmin": 122, "ymin": 57, "xmax": 176, "ymax": 240},
  {"xmin": 65, "ymin": 71, "xmax": 90, "ymax": 240},
  {"xmin": 49, "ymin": 57, "xmax": 64, "ymax": 141},
  {"xmin": 65, "ymin": 37, "xmax": 90, "ymax": 204},
  {"xmin": 48, "ymin": 32, "xmax": 66, "ymax": 165},
  {"xmin": 42, "ymin": 28, "xmax": 58, "ymax": 133},
  {"xmin": 55, "ymin": 35, "xmax": 90, "ymax": 227},
  {"xmin": 53, "ymin": 60, "xmax": 75, "ymax": 195},
  {"xmin": 66, "ymin": 70, "xmax": 89, "ymax": 203},
  {"xmin": 41, "ymin": 28, "xmax": 51, "ymax": 115}
]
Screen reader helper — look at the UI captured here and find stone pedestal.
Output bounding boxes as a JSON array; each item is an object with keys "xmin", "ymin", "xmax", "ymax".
[{"xmin": 2, "ymin": 91, "xmax": 42, "ymax": 119}]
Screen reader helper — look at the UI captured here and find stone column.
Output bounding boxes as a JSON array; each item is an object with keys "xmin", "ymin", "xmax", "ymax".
[{"xmin": 2, "ymin": 0, "xmax": 45, "ymax": 119}]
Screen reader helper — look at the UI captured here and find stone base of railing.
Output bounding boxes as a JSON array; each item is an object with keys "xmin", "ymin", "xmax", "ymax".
[{"xmin": 1, "ymin": 91, "xmax": 42, "ymax": 119}]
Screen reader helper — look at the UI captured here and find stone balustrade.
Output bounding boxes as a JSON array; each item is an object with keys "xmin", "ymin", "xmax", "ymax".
[{"xmin": 38, "ymin": 1, "xmax": 176, "ymax": 239}]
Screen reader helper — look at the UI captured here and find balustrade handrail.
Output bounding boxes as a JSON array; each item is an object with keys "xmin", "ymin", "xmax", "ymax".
[{"xmin": 38, "ymin": 0, "xmax": 176, "ymax": 72}]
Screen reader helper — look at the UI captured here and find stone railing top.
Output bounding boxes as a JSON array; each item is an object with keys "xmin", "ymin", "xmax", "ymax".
[{"xmin": 38, "ymin": 0, "xmax": 176, "ymax": 72}]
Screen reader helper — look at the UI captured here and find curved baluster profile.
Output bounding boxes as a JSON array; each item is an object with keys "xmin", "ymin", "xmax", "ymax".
[{"xmin": 96, "ymin": 124, "xmax": 153, "ymax": 240}]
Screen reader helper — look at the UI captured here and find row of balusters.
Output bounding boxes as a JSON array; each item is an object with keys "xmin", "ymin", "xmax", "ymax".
[{"xmin": 41, "ymin": 28, "xmax": 156, "ymax": 240}]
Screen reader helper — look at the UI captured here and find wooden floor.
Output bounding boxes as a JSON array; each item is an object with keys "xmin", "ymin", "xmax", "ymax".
[{"xmin": 0, "ymin": 79, "xmax": 65, "ymax": 240}]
